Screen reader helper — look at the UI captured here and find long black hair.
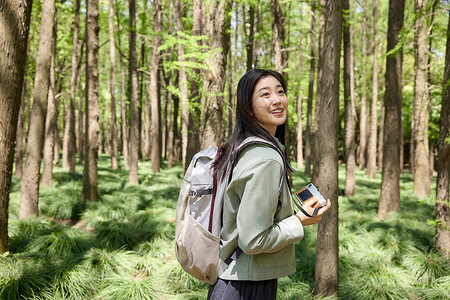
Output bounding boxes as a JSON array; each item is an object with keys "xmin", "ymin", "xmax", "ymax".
[{"xmin": 213, "ymin": 68, "xmax": 287, "ymax": 179}]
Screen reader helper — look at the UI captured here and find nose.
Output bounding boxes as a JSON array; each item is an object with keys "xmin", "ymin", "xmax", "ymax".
[{"xmin": 271, "ymin": 94, "xmax": 282, "ymax": 106}]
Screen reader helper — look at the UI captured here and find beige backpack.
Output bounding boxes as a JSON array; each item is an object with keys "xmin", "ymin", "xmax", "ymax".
[{"xmin": 175, "ymin": 137, "xmax": 291, "ymax": 285}]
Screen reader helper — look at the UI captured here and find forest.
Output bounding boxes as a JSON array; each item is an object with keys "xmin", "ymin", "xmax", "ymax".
[{"xmin": 0, "ymin": 0, "xmax": 449, "ymax": 299}]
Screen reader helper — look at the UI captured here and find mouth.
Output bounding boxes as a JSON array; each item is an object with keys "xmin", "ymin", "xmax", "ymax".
[{"xmin": 271, "ymin": 108, "xmax": 284, "ymax": 115}]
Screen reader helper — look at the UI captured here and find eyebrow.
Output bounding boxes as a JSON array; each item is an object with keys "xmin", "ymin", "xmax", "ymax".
[{"xmin": 257, "ymin": 84, "xmax": 283, "ymax": 93}]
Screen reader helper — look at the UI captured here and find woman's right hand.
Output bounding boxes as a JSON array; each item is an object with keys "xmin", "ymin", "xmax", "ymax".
[{"xmin": 296, "ymin": 197, "xmax": 331, "ymax": 226}]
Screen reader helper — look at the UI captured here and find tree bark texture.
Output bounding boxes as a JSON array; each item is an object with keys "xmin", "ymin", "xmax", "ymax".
[
  {"xmin": 150, "ymin": 0, "xmax": 162, "ymax": 173},
  {"xmin": 0, "ymin": 0, "xmax": 33, "ymax": 253},
  {"xmin": 109, "ymin": 0, "xmax": 118, "ymax": 170},
  {"xmin": 305, "ymin": 0, "xmax": 316, "ymax": 176},
  {"xmin": 314, "ymin": 0, "xmax": 342, "ymax": 296},
  {"xmin": 246, "ymin": 4, "xmax": 255, "ymax": 70},
  {"xmin": 271, "ymin": 0, "xmax": 285, "ymax": 74},
  {"xmin": 20, "ymin": 0, "xmax": 56, "ymax": 219},
  {"xmin": 176, "ymin": 0, "xmax": 196, "ymax": 172},
  {"xmin": 77, "ymin": 62, "xmax": 85, "ymax": 165},
  {"xmin": 378, "ymin": 0, "xmax": 405, "ymax": 220},
  {"xmin": 358, "ymin": 0, "xmax": 368, "ymax": 170},
  {"xmin": 128, "ymin": 0, "xmax": 139, "ymax": 183},
  {"xmin": 62, "ymin": 0, "xmax": 80, "ymax": 173},
  {"xmin": 366, "ymin": 0, "xmax": 379, "ymax": 179},
  {"xmin": 435, "ymin": 12, "xmax": 450, "ymax": 258},
  {"xmin": 413, "ymin": 0, "xmax": 431, "ymax": 197},
  {"xmin": 42, "ymin": 44, "xmax": 57, "ymax": 187},
  {"xmin": 15, "ymin": 77, "xmax": 27, "ymax": 179},
  {"xmin": 343, "ymin": 0, "xmax": 356, "ymax": 196},
  {"xmin": 81, "ymin": 0, "xmax": 100, "ymax": 202},
  {"xmin": 312, "ymin": 0, "xmax": 326, "ymax": 185},
  {"xmin": 201, "ymin": 0, "xmax": 232, "ymax": 148}
]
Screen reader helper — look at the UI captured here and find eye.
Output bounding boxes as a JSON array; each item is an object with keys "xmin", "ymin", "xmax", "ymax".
[
  {"xmin": 278, "ymin": 90, "xmax": 285, "ymax": 95},
  {"xmin": 262, "ymin": 92, "xmax": 270, "ymax": 97}
]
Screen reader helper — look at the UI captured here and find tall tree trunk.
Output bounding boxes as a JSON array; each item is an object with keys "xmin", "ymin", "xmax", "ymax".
[
  {"xmin": 378, "ymin": 95, "xmax": 385, "ymax": 170},
  {"xmin": 305, "ymin": 0, "xmax": 316, "ymax": 176},
  {"xmin": 63, "ymin": 0, "xmax": 80, "ymax": 173},
  {"xmin": 114, "ymin": 3, "xmax": 128, "ymax": 167},
  {"xmin": 81, "ymin": 0, "xmax": 100, "ymax": 202},
  {"xmin": 109, "ymin": 0, "xmax": 118, "ymax": 170},
  {"xmin": 271, "ymin": 0, "xmax": 285, "ymax": 74},
  {"xmin": 200, "ymin": 0, "xmax": 232, "ymax": 148},
  {"xmin": 129, "ymin": 0, "xmax": 139, "ymax": 183},
  {"xmin": 227, "ymin": 37, "xmax": 234, "ymax": 139},
  {"xmin": 246, "ymin": 4, "xmax": 255, "ymax": 70},
  {"xmin": 19, "ymin": 0, "xmax": 56, "ymax": 219},
  {"xmin": 15, "ymin": 76, "xmax": 27, "ymax": 179},
  {"xmin": 165, "ymin": 0, "xmax": 175, "ymax": 168},
  {"xmin": 187, "ymin": 0, "xmax": 201, "ymax": 157},
  {"xmin": 378, "ymin": 0, "xmax": 405, "ymax": 220},
  {"xmin": 42, "ymin": 37, "xmax": 57, "ymax": 187},
  {"xmin": 0, "ymin": 0, "xmax": 33, "ymax": 253},
  {"xmin": 296, "ymin": 26, "xmax": 305, "ymax": 170},
  {"xmin": 312, "ymin": 0, "xmax": 326, "ymax": 185},
  {"xmin": 366, "ymin": 0, "xmax": 379, "ymax": 179},
  {"xmin": 77, "ymin": 62, "xmax": 85, "ymax": 165},
  {"xmin": 150, "ymin": 0, "xmax": 162, "ymax": 173},
  {"xmin": 343, "ymin": 0, "xmax": 356, "ymax": 196},
  {"xmin": 358, "ymin": 0, "xmax": 368, "ymax": 170},
  {"xmin": 412, "ymin": 0, "xmax": 430, "ymax": 196},
  {"xmin": 435, "ymin": 12, "xmax": 450, "ymax": 258},
  {"xmin": 176, "ymin": 0, "xmax": 195, "ymax": 171},
  {"xmin": 314, "ymin": 0, "xmax": 342, "ymax": 296}
]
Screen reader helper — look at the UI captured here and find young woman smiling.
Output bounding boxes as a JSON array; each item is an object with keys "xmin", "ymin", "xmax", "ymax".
[{"xmin": 208, "ymin": 69, "xmax": 331, "ymax": 300}]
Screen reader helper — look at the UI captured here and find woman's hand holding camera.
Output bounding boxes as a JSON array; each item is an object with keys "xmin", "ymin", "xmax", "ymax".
[{"xmin": 295, "ymin": 198, "xmax": 331, "ymax": 226}]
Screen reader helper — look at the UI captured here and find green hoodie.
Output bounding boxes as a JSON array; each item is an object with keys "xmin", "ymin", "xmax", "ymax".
[{"xmin": 219, "ymin": 138, "xmax": 304, "ymax": 281}]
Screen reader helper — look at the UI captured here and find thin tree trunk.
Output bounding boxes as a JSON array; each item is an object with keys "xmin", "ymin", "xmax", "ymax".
[
  {"xmin": 15, "ymin": 76, "xmax": 27, "ymax": 179},
  {"xmin": 20, "ymin": 0, "xmax": 56, "ymax": 219},
  {"xmin": 312, "ymin": 0, "xmax": 326, "ymax": 185},
  {"xmin": 150, "ymin": 0, "xmax": 162, "ymax": 173},
  {"xmin": 305, "ymin": 1, "xmax": 316, "ymax": 176},
  {"xmin": 227, "ymin": 38, "xmax": 234, "ymax": 140},
  {"xmin": 176, "ymin": 0, "xmax": 192, "ymax": 171},
  {"xmin": 187, "ymin": 0, "xmax": 201, "ymax": 157},
  {"xmin": 296, "ymin": 30, "xmax": 305, "ymax": 170},
  {"xmin": 77, "ymin": 62, "xmax": 85, "ymax": 165},
  {"xmin": 109, "ymin": 0, "xmax": 118, "ymax": 170},
  {"xmin": 378, "ymin": 95, "xmax": 384, "ymax": 170},
  {"xmin": 246, "ymin": 4, "xmax": 255, "ymax": 70},
  {"xmin": 435, "ymin": 11, "xmax": 450, "ymax": 258},
  {"xmin": 314, "ymin": 0, "xmax": 342, "ymax": 296},
  {"xmin": 63, "ymin": 0, "xmax": 80, "ymax": 173},
  {"xmin": 166, "ymin": 0, "xmax": 175, "ymax": 168},
  {"xmin": 343, "ymin": 0, "xmax": 356, "ymax": 196},
  {"xmin": 114, "ymin": 2, "xmax": 128, "ymax": 167},
  {"xmin": 378, "ymin": 0, "xmax": 405, "ymax": 220},
  {"xmin": 358, "ymin": 0, "xmax": 368, "ymax": 170},
  {"xmin": 129, "ymin": 0, "xmax": 139, "ymax": 183},
  {"xmin": 413, "ymin": 0, "xmax": 430, "ymax": 196},
  {"xmin": 271, "ymin": 0, "xmax": 285, "ymax": 74},
  {"xmin": 201, "ymin": 0, "xmax": 232, "ymax": 148},
  {"xmin": 81, "ymin": 0, "xmax": 100, "ymax": 202},
  {"xmin": 367, "ymin": 0, "xmax": 379, "ymax": 179},
  {"xmin": 42, "ymin": 37, "xmax": 57, "ymax": 187},
  {"xmin": 0, "ymin": 0, "xmax": 33, "ymax": 253}
]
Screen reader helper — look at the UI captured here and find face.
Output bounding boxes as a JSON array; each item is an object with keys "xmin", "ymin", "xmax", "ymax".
[{"xmin": 251, "ymin": 75, "xmax": 288, "ymax": 135}]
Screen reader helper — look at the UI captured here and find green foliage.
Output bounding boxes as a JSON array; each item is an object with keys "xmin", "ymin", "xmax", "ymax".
[{"xmin": 6, "ymin": 156, "xmax": 450, "ymax": 299}]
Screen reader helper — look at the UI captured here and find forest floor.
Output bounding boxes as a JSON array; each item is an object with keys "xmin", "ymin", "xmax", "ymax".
[{"xmin": 1, "ymin": 155, "xmax": 449, "ymax": 299}]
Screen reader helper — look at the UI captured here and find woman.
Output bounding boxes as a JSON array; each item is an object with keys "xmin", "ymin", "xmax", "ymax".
[{"xmin": 208, "ymin": 69, "xmax": 331, "ymax": 300}]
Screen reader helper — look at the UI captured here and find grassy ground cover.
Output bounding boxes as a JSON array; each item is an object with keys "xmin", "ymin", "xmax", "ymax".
[{"xmin": 1, "ymin": 155, "xmax": 449, "ymax": 299}]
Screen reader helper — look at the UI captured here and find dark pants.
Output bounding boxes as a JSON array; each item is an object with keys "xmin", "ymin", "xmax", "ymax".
[{"xmin": 207, "ymin": 278, "xmax": 278, "ymax": 300}]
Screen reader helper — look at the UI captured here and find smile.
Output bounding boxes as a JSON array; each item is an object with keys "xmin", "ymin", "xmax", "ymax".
[{"xmin": 271, "ymin": 108, "xmax": 284, "ymax": 114}]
